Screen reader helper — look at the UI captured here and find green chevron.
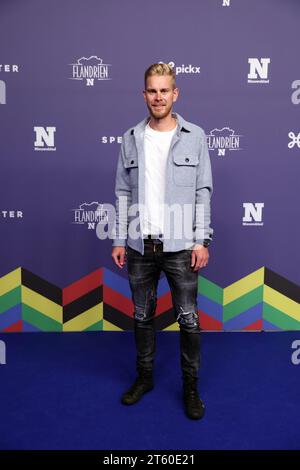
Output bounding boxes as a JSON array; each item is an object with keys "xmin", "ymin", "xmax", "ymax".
[
  {"xmin": 0, "ymin": 287, "xmax": 21, "ymax": 315},
  {"xmin": 263, "ymin": 303, "xmax": 300, "ymax": 330},
  {"xmin": 198, "ymin": 276, "xmax": 223, "ymax": 304},
  {"xmin": 223, "ymin": 285, "xmax": 263, "ymax": 322},
  {"xmin": 22, "ymin": 304, "xmax": 62, "ymax": 331}
]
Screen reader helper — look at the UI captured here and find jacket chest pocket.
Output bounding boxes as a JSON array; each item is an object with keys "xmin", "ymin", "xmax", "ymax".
[
  {"xmin": 172, "ymin": 154, "xmax": 199, "ymax": 187},
  {"xmin": 124, "ymin": 156, "xmax": 139, "ymax": 188}
]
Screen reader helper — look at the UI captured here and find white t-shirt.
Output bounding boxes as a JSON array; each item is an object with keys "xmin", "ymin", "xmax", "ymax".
[{"xmin": 142, "ymin": 121, "xmax": 177, "ymax": 236}]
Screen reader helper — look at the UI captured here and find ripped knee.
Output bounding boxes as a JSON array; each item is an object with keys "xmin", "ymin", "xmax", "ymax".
[{"xmin": 176, "ymin": 306, "xmax": 199, "ymax": 329}]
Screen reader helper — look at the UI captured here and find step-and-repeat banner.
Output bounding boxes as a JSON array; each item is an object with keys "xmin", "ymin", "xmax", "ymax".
[{"xmin": 1, "ymin": 0, "xmax": 300, "ymax": 332}]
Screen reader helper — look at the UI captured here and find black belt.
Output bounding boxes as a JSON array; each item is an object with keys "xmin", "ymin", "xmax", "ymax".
[{"xmin": 143, "ymin": 234, "xmax": 163, "ymax": 240}]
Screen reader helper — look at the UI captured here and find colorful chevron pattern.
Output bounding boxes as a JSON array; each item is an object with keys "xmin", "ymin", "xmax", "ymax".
[{"xmin": 0, "ymin": 266, "xmax": 299, "ymax": 332}]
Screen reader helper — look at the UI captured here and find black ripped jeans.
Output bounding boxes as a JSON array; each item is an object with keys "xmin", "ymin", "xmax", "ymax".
[{"xmin": 126, "ymin": 239, "xmax": 201, "ymax": 379}]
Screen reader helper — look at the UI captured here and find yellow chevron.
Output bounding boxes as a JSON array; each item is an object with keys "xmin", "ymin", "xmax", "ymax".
[
  {"xmin": 22, "ymin": 286, "xmax": 62, "ymax": 323},
  {"xmin": 264, "ymin": 285, "xmax": 300, "ymax": 321},
  {"xmin": 0, "ymin": 268, "xmax": 21, "ymax": 296},
  {"xmin": 223, "ymin": 267, "xmax": 264, "ymax": 305},
  {"xmin": 103, "ymin": 319, "xmax": 123, "ymax": 331},
  {"xmin": 163, "ymin": 322, "xmax": 179, "ymax": 331},
  {"xmin": 63, "ymin": 303, "xmax": 103, "ymax": 331}
]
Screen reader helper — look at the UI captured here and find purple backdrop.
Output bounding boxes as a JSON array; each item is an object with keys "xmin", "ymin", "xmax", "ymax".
[{"xmin": 1, "ymin": 0, "xmax": 299, "ymax": 303}]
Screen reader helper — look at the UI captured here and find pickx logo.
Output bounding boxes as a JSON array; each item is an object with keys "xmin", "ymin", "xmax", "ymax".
[
  {"xmin": 288, "ymin": 131, "xmax": 300, "ymax": 149},
  {"xmin": 159, "ymin": 61, "xmax": 201, "ymax": 75},
  {"xmin": 72, "ymin": 202, "xmax": 109, "ymax": 230},
  {"xmin": 248, "ymin": 58, "xmax": 270, "ymax": 83},
  {"xmin": 69, "ymin": 56, "xmax": 112, "ymax": 86},
  {"xmin": 242, "ymin": 203, "xmax": 264, "ymax": 226},
  {"xmin": 207, "ymin": 127, "xmax": 242, "ymax": 156},
  {"xmin": 34, "ymin": 126, "xmax": 56, "ymax": 151}
]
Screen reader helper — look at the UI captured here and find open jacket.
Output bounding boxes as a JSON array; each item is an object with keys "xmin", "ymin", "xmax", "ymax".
[{"xmin": 112, "ymin": 112, "xmax": 214, "ymax": 255}]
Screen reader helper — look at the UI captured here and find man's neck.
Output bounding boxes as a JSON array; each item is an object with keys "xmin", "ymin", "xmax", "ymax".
[{"xmin": 148, "ymin": 113, "xmax": 177, "ymax": 132}]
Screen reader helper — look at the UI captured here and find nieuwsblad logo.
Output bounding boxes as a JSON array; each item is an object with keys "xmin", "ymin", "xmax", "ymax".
[
  {"xmin": 207, "ymin": 127, "xmax": 242, "ymax": 156},
  {"xmin": 248, "ymin": 58, "xmax": 270, "ymax": 84},
  {"xmin": 288, "ymin": 131, "xmax": 300, "ymax": 149},
  {"xmin": 34, "ymin": 127, "xmax": 56, "ymax": 151},
  {"xmin": 291, "ymin": 80, "xmax": 300, "ymax": 105},
  {"xmin": 73, "ymin": 202, "xmax": 109, "ymax": 231},
  {"xmin": 243, "ymin": 203, "xmax": 264, "ymax": 226},
  {"xmin": 159, "ymin": 61, "xmax": 200, "ymax": 75},
  {"xmin": 69, "ymin": 56, "xmax": 112, "ymax": 86}
]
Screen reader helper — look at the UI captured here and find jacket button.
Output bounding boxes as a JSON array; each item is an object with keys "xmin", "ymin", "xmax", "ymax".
[
  {"xmin": 185, "ymin": 157, "xmax": 189, "ymax": 162},
  {"xmin": 130, "ymin": 160, "xmax": 134, "ymax": 164}
]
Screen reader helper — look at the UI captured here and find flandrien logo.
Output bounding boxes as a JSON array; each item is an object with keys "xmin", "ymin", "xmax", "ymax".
[
  {"xmin": 0, "ymin": 340, "xmax": 6, "ymax": 365},
  {"xmin": 72, "ymin": 202, "xmax": 109, "ymax": 231},
  {"xmin": 159, "ymin": 61, "xmax": 200, "ymax": 75},
  {"xmin": 207, "ymin": 127, "xmax": 242, "ymax": 156},
  {"xmin": 69, "ymin": 56, "xmax": 112, "ymax": 86},
  {"xmin": 291, "ymin": 340, "xmax": 300, "ymax": 365}
]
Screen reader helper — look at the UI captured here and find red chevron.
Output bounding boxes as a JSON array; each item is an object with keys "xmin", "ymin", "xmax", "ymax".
[
  {"xmin": 2, "ymin": 320, "xmax": 23, "ymax": 332},
  {"xmin": 104, "ymin": 285, "xmax": 133, "ymax": 317},
  {"xmin": 199, "ymin": 310, "xmax": 223, "ymax": 331},
  {"xmin": 63, "ymin": 268, "xmax": 103, "ymax": 305},
  {"xmin": 243, "ymin": 319, "xmax": 263, "ymax": 331}
]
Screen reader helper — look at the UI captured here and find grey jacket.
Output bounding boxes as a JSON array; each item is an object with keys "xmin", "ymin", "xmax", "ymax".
[{"xmin": 112, "ymin": 112, "xmax": 213, "ymax": 255}]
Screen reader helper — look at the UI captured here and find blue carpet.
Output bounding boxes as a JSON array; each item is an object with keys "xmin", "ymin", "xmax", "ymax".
[{"xmin": 0, "ymin": 331, "xmax": 299, "ymax": 450}]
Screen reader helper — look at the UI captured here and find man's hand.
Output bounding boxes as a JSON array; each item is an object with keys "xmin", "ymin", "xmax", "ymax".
[
  {"xmin": 112, "ymin": 246, "xmax": 126, "ymax": 269},
  {"xmin": 191, "ymin": 244, "xmax": 209, "ymax": 272}
]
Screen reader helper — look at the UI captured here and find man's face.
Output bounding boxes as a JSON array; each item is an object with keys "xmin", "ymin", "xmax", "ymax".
[{"xmin": 143, "ymin": 74, "xmax": 179, "ymax": 119}]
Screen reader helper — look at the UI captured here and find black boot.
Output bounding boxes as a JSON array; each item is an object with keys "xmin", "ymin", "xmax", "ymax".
[
  {"xmin": 121, "ymin": 369, "xmax": 154, "ymax": 405},
  {"xmin": 183, "ymin": 374, "xmax": 205, "ymax": 420}
]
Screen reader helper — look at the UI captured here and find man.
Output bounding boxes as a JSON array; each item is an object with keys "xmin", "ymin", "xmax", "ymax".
[{"xmin": 112, "ymin": 63, "xmax": 213, "ymax": 420}]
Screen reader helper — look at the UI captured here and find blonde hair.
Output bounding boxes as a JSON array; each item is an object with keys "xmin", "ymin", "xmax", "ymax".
[{"xmin": 144, "ymin": 63, "xmax": 176, "ymax": 89}]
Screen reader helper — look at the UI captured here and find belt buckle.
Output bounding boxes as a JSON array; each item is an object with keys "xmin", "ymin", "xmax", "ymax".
[{"xmin": 152, "ymin": 237, "xmax": 162, "ymax": 252}]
